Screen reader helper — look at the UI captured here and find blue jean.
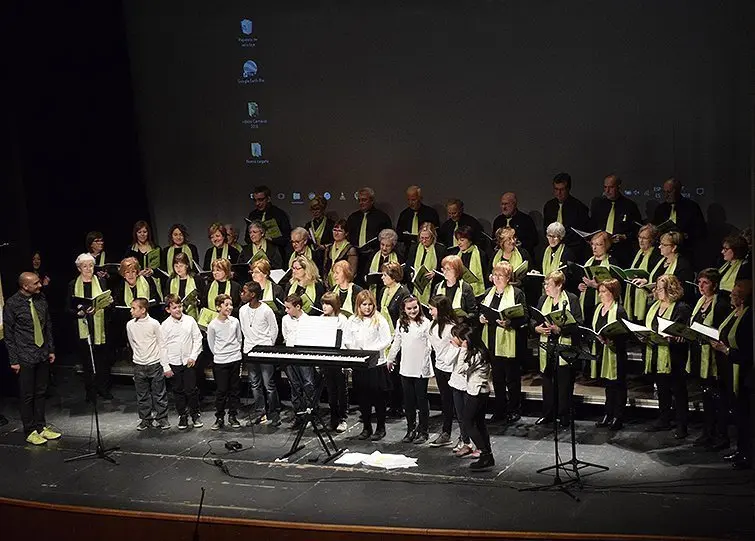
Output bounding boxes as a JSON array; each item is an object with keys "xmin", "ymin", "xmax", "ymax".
[
  {"xmin": 248, "ymin": 363, "xmax": 280, "ymax": 422},
  {"xmin": 285, "ymin": 365, "xmax": 317, "ymax": 413},
  {"xmin": 133, "ymin": 362, "xmax": 168, "ymax": 421}
]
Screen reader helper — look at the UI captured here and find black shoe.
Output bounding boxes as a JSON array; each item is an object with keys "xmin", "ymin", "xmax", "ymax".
[
  {"xmin": 211, "ymin": 418, "xmax": 224, "ymax": 431},
  {"xmin": 732, "ymin": 457, "xmax": 752, "ymax": 470},
  {"xmin": 609, "ymin": 418, "xmax": 624, "ymax": 431},
  {"xmin": 177, "ymin": 415, "xmax": 189, "ymax": 430},
  {"xmin": 535, "ymin": 416, "xmax": 553, "ymax": 426},
  {"xmin": 469, "ymin": 452, "xmax": 495, "ymax": 472},
  {"xmin": 595, "ymin": 414, "xmax": 611, "ymax": 428},
  {"xmin": 370, "ymin": 428, "xmax": 386, "ymax": 441},
  {"xmin": 489, "ymin": 414, "xmax": 504, "ymax": 424},
  {"xmin": 402, "ymin": 429, "xmax": 417, "ymax": 443},
  {"xmin": 357, "ymin": 428, "xmax": 373, "ymax": 440},
  {"xmin": 413, "ymin": 432, "xmax": 429, "ymax": 444},
  {"xmin": 228, "ymin": 415, "xmax": 241, "ymax": 429},
  {"xmin": 673, "ymin": 427, "xmax": 688, "ymax": 440},
  {"xmin": 723, "ymin": 450, "xmax": 742, "ymax": 462},
  {"xmin": 0, "ymin": 415, "xmax": 8, "ymax": 427},
  {"xmin": 191, "ymin": 414, "xmax": 204, "ymax": 429},
  {"xmin": 506, "ymin": 412, "xmax": 522, "ymax": 425},
  {"xmin": 708, "ymin": 438, "xmax": 730, "ymax": 451}
]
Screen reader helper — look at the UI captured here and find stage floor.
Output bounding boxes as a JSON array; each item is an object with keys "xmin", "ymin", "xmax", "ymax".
[{"xmin": 0, "ymin": 367, "xmax": 752, "ymax": 540}]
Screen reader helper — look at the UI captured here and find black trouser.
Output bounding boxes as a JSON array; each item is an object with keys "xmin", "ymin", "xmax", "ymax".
[
  {"xmin": 463, "ymin": 393, "xmax": 491, "ymax": 454},
  {"xmin": 701, "ymin": 378, "xmax": 729, "ymax": 441},
  {"xmin": 656, "ymin": 357, "xmax": 688, "ymax": 428},
  {"xmin": 354, "ymin": 367, "xmax": 386, "ymax": 431},
  {"xmin": 604, "ymin": 358, "xmax": 627, "ymax": 421},
  {"xmin": 452, "ymin": 388, "xmax": 470, "ymax": 443},
  {"xmin": 285, "ymin": 365, "xmax": 317, "ymax": 414},
  {"xmin": 388, "ymin": 354, "xmax": 403, "ymax": 412},
  {"xmin": 491, "ymin": 356, "xmax": 521, "ymax": 417},
  {"xmin": 542, "ymin": 365, "xmax": 574, "ymax": 420},
  {"xmin": 434, "ymin": 369, "xmax": 454, "ymax": 435},
  {"xmin": 402, "ymin": 376, "xmax": 429, "ymax": 434},
  {"xmin": 133, "ymin": 362, "xmax": 168, "ymax": 421},
  {"xmin": 734, "ymin": 367, "xmax": 752, "ymax": 458},
  {"xmin": 78, "ymin": 339, "xmax": 111, "ymax": 397},
  {"xmin": 170, "ymin": 364, "xmax": 200, "ymax": 417},
  {"xmin": 18, "ymin": 361, "xmax": 49, "ymax": 435},
  {"xmin": 324, "ymin": 366, "xmax": 347, "ymax": 426},
  {"xmin": 213, "ymin": 361, "xmax": 241, "ymax": 419}
]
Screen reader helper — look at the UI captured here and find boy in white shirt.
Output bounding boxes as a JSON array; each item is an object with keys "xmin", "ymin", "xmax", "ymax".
[
  {"xmin": 282, "ymin": 294, "xmax": 317, "ymax": 429},
  {"xmin": 126, "ymin": 298, "xmax": 173, "ymax": 431},
  {"xmin": 207, "ymin": 294, "xmax": 243, "ymax": 430},
  {"xmin": 161, "ymin": 294, "xmax": 203, "ymax": 430},
  {"xmin": 239, "ymin": 281, "xmax": 281, "ymax": 427}
]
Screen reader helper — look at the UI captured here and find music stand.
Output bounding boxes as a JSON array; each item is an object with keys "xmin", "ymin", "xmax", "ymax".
[
  {"xmin": 521, "ymin": 335, "xmax": 608, "ymax": 499},
  {"xmin": 65, "ymin": 302, "xmax": 119, "ymax": 464}
]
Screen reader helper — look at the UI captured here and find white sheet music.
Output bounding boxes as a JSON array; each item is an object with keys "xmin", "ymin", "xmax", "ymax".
[{"xmin": 295, "ymin": 316, "xmax": 340, "ymax": 347}]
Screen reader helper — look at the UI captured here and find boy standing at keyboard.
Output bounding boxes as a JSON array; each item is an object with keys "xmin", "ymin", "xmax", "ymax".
[
  {"xmin": 281, "ymin": 294, "xmax": 317, "ymax": 429},
  {"xmin": 207, "ymin": 294, "xmax": 242, "ymax": 430}
]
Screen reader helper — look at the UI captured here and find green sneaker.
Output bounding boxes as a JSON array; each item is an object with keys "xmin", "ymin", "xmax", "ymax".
[
  {"xmin": 40, "ymin": 426, "xmax": 62, "ymax": 440},
  {"xmin": 26, "ymin": 431, "xmax": 47, "ymax": 445}
]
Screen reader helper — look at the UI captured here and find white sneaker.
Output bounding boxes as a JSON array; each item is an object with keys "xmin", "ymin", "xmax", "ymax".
[
  {"xmin": 452, "ymin": 438, "xmax": 464, "ymax": 453},
  {"xmin": 336, "ymin": 421, "xmax": 348, "ymax": 433}
]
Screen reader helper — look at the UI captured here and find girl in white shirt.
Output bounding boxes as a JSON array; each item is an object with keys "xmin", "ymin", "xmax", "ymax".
[
  {"xmin": 345, "ymin": 290, "xmax": 392, "ymax": 441},
  {"xmin": 207, "ymin": 294, "xmax": 243, "ymax": 430},
  {"xmin": 387, "ymin": 296, "xmax": 433, "ymax": 443},
  {"xmin": 451, "ymin": 323, "xmax": 495, "ymax": 472},
  {"xmin": 427, "ymin": 295, "xmax": 458, "ymax": 448},
  {"xmin": 321, "ymin": 292, "xmax": 350, "ymax": 432}
]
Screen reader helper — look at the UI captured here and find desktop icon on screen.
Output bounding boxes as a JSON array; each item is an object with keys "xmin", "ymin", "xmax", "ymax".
[
  {"xmin": 250, "ymin": 143, "xmax": 262, "ymax": 157},
  {"xmin": 242, "ymin": 60, "xmax": 258, "ymax": 78},
  {"xmin": 241, "ymin": 19, "xmax": 253, "ymax": 35},
  {"xmin": 247, "ymin": 102, "xmax": 259, "ymax": 117}
]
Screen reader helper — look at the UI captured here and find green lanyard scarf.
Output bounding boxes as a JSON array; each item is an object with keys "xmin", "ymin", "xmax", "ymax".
[
  {"xmin": 312, "ymin": 219, "xmax": 327, "ymax": 245},
  {"xmin": 212, "ymin": 244, "xmax": 230, "ymax": 263},
  {"xmin": 625, "ymin": 247, "xmax": 654, "ymax": 320},
  {"xmin": 591, "ymin": 301, "xmax": 619, "ymax": 380},
  {"xmin": 685, "ymin": 296, "xmax": 718, "ymax": 379},
  {"xmin": 644, "ymin": 301, "xmax": 675, "ymax": 374},
  {"xmin": 436, "ymin": 280, "xmax": 465, "ymax": 310},
  {"xmin": 327, "ymin": 241, "xmax": 351, "ymax": 287},
  {"xmin": 412, "ymin": 243, "xmax": 437, "ymax": 304},
  {"xmin": 289, "ymin": 245, "xmax": 313, "ymax": 268},
  {"xmin": 719, "ymin": 259, "xmax": 743, "ymax": 293},
  {"xmin": 481, "ymin": 286, "xmax": 516, "ymax": 357},
  {"xmin": 650, "ymin": 255, "xmax": 677, "ymax": 284},
  {"xmin": 460, "ymin": 245, "xmax": 485, "ymax": 296},
  {"xmin": 167, "ymin": 245, "xmax": 193, "ymax": 271},
  {"xmin": 288, "ymin": 281, "xmax": 317, "ymax": 313},
  {"xmin": 74, "ymin": 276, "xmax": 106, "ymax": 344},
  {"xmin": 169, "ymin": 276, "xmax": 198, "ymax": 319},
  {"xmin": 492, "ymin": 247, "xmax": 523, "ymax": 270},
  {"xmin": 538, "ymin": 291, "xmax": 572, "ymax": 371},
  {"xmin": 579, "ymin": 256, "xmax": 610, "ymax": 315},
  {"xmin": 207, "ymin": 280, "xmax": 230, "ymax": 312},
  {"xmin": 721, "ymin": 307, "xmax": 750, "ymax": 395},
  {"xmin": 379, "ymin": 284, "xmax": 401, "ymax": 334},
  {"xmin": 542, "ymin": 244, "xmax": 565, "ymax": 277},
  {"xmin": 124, "ymin": 276, "xmax": 152, "ymax": 305},
  {"xmin": 333, "ymin": 283, "xmax": 355, "ymax": 316},
  {"xmin": 369, "ymin": 251, "xmax": 398, "ymax": 294}
]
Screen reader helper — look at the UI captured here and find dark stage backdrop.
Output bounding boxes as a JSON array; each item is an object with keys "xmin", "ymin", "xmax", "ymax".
[{"xmin": 123, "ymin": 0, "xmax": 753, "ymax": 245}]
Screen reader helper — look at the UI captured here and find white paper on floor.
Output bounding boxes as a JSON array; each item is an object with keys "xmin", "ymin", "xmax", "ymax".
[{"xmin": 334, "ymin": 450, "xmax": 418, "ymax": 469}]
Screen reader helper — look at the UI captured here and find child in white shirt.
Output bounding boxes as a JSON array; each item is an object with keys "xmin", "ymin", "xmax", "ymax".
[{"xmin": 207, "ymin": 294, "xmax": 242, "ymax": 430}]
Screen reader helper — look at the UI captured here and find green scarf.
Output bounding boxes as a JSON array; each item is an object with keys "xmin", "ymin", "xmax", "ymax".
[
  {"xmin": 211, "ymin": 244, "xmax": 230, "ymax": 263},
  {"xmin": 480, "ymin": 286, "xmax": 516, "ymax": 357},
  {"xmin": 93, "ymin": 252, "xmax": 106, "ymax": 266},
  {"xmin": 412, "ymin": 243, "xmax": 437, "ymax": 304},
  {"xmin": 327, "ymin": 241, "xmax": 351, "ymax": 287},
  {"xmin": 719, "ymin": 259, "xmax": 743, "ymax": 293},
  {"xmin": 169, "ymin": 276, "xmax": 198, "ymax": 320},
  {"xmin": 124, "ymin": 276, "xmax": 152, "ymax": 305},
  {"xmin": 252, "ymin": 240, "xmax": 270, "ymax": 260},
  {"xmin": 369, "ymin": 251, "xmax": 398, "ymax": 295},
  {"xmin": 166, "ymin": 245, "xmax": 193, "ymax": 272},
  {"xmin": 492, "ymin": 247, "xmax": 523, "ymax": 270},
  {"xmin": 538, "ymin": 291, "xmax": 572, "ymax": 371},
  {"xmin": 333, "ymin": 283, "xmax": 355, "ymax": 316},
  {"xmin": 722, "ymin": 307, "xmax": 750, "ymax": 395},
  {"xmin": 207, "ymin": 280, "xmax": 230, "ymax": 312},
  {"xmin": 542, "ymin": 244, "xmax": 565, "ymax": 277},
  {"xmin": 592, "ymin": 301, "xmax": 618, "ymax": 380},
  {"xmin": 579, "ymin": 256, "xmax": 610, "ymax": 315},
  {"xmin": 289, "ymin": 245, "xmax": 313, "ymax": 268},
  {"xmin": 312, "ymin": 219, "xmax": 327, "ymax": 245},
  {"xmin": 624, "ymin": 247, "xmax": 655, "ymax": 321},
  {"xmin": 685, "ymin": 296, "xmax": 718, "ymax": 379},
  {"xmin": 436, "ymin": 279, "xmax": 464, "ymax": 311},
  {"xmin": 650, "ymin": 255, "xmax": 677, "ymax": 284},
  {"xmin": 460, "ymin": 245, "xmax": 485, "ymax": 296},
  {"xmin": 379, "ymin": 283, "xmax": 401, "ymax": 334},
  {"xmin": 288, "ymin": 280, "xmax": 317, "ymax": 314},
  {"xmin": 74, "ymin": 276, "xmax": 105, "ymax": 344},
  {"xmin": 644, "ymin": 301, "xmax": 675, "ymax": 374}
]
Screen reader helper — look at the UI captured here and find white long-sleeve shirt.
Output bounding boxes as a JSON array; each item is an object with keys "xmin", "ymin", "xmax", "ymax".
[
  {"xmin": 387, "ymin": 319, "xmax": 434, "ymax": 378},
  {"xmin": 207, "ymin": 316, "xmax": 243, "ymax": 364},
  {"xmin": 344, "ymin": 314, "xmax": 392, "ymax": 367},
  {"xmin": 282, "ymin": 312, "xmax": 309, "ymax": 347},
  {"xmin": 239, "ymin": 302, "xmax": 278, "ymax": 353},
  {"xmin": 448, "ymin": 343, "xmax": 467, "ymax": 392},
  {"xmin": 428, "ymin": 322, "xmax": 457, "ymax": 373},
  {"xmin": 126, "ymin": 315, "xmax": 169, "ymax": 372},
  {"xmin": 160, "ymin": 314, "xmax": 203, "ymax": 367}
]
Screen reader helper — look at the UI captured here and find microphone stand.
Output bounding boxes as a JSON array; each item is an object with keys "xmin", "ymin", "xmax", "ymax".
[{"xmin": 65, "ymin": 314, "xmax": 119, "ymax": 464}]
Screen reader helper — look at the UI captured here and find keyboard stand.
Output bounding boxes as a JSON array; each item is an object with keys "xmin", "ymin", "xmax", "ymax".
[{"xmin": 279, "ymin": 376, "xmax": 346, "ymax": 464}]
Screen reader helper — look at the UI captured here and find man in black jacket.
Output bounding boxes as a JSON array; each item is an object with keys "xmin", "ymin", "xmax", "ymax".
[
  {"xmin": 346, "ymin": 187, "xmax": 393, "ymax": 279},
  {"xmin": 492, "ymin": 192, "xmax": 538, "ymax": 258},
  {"xmin": 438, "ymin": 198, "xmax": 484, "ymax": 249},
  {"xmin": 248, "ymin": 185, "xmax": 293, "ymax": 256},
  {"xmin": 652, "ymin": 177, "xmax": 707, "ymax": 264},
  {"xmin": 395, "ymin": 185, "xmax": 440, "ymax": 256},
  {"xmin": 542, "ymin": 173, "xmax": 591, "ymax": 260},
  {"xmin": 3, "ymin": 272, "xmax": 60, "ymax": 445},
  {"xmin": 590, "ymin": 174, "xmax": 642, "ymax": 267}
]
